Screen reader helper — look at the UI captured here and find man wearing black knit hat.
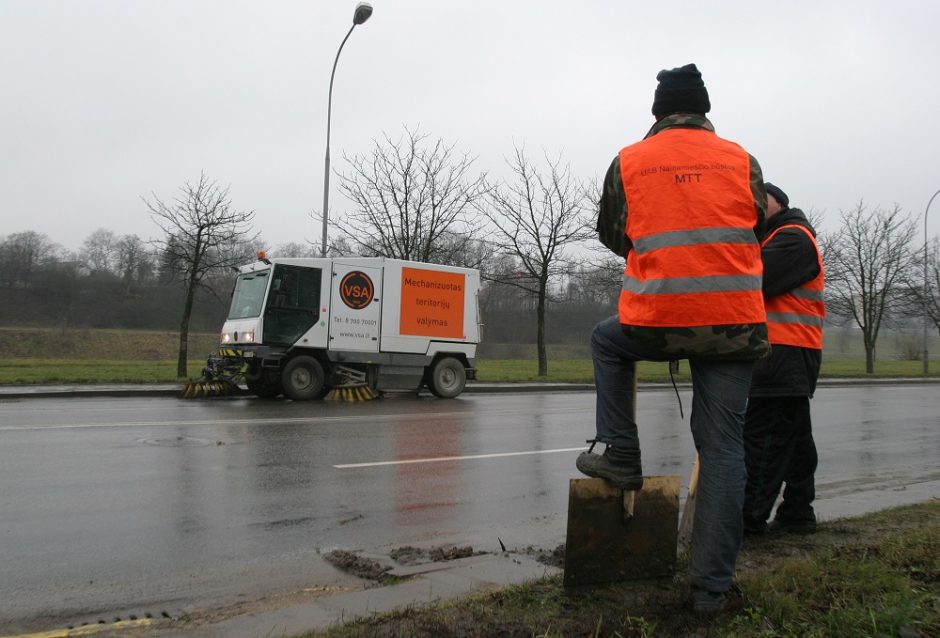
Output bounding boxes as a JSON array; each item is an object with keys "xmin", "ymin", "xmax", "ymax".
[
  {"xmin": 743, "ymin": 183, "xmax": 825, "ymax": 537},
  {"xmin": 651, "ymin": 63, "xmax": 712, "ymax": 117},
  {"xmin": 583, "ymin": 63, "xmax": 769, "ymax": 614}
]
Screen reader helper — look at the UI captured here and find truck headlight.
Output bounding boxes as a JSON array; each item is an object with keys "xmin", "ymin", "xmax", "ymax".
[
  {"xmin": 221, "ymin": 332, "xmax": 232, "ymax": 344},
  {"xmin": 243, "ymin": 331, "xmax": 254, "ymax": 343}
]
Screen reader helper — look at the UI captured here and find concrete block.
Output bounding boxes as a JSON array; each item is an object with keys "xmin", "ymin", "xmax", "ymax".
[{"xmin": 564, "ymin": 475, "xmax": 680, "ymax": 587}]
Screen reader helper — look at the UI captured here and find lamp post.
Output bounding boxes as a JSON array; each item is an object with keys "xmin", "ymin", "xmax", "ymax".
[
  {"xmin": 321, "ymin": 2, "xmax": 373, "ymax": 257},
  {"xmin": 924, "ymin": 189, "xmax": 940, "ymax": 375}
]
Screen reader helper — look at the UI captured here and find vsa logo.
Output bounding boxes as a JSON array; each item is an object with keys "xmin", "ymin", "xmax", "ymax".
[{"xmin": 339, "ymin": 271, "xmax": 375, "ymax": 309}]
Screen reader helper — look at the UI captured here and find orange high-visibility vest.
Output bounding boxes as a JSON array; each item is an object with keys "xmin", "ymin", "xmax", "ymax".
[
  {"xmin": 761, "ymin": 224, "xmax": 825, "ymax": 349},
  {"xmin": 617, "ymin": 128, "xmax": 765, "ymax": 327}
]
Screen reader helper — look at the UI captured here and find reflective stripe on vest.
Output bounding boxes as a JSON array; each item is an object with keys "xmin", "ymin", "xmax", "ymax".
[
  {"xmin": 622, "ymin": 273, "xmax": 762, "ymax": 295},
  {"xmin": 760, "ymin": 224, "xmax": 826, "ymax": 349},
  {"xmin": 617, "ymin": 128, "xmax": 765, "ymax": 328},
  {"xmin": 632, "ymin": 227, "xmax": 757, "ymax": 254},
  {"xmin": 765, "ymin": 312, "xmax": 825, "ymax": 328}
]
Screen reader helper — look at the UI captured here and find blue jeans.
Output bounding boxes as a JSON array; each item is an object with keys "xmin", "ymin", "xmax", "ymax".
[{"xmin": 591, "ymin": 315, "xmax": 753, "ymax": 592}]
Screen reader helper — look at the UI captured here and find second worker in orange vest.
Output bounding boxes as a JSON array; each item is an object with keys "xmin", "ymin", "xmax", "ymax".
[
  {"xmin": 742, "ymin": 183, "xmax": 825, "ymax": 536},
  {"xmin": 581, "ymin": 63, "xmax": 770, "ymax": 614}
]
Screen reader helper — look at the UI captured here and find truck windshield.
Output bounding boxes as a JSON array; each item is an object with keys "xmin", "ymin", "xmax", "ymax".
[{"xmin": 228, "ymin": 270, "xmax": 270, "ymax": 319}]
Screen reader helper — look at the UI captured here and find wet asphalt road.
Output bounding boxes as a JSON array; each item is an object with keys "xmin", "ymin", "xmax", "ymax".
[{"xmin": 1, "ymin": 385, "xmax": 938, "ymax": 633}]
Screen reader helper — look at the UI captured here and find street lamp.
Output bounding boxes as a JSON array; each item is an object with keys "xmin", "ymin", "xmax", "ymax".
[
  {"xmin": 924, "ymin": 189, "xmax": 940, "ymax": 375},
  {"xmin": 321, "ymin": 2, "xmax": 373, "ymax": 257}
]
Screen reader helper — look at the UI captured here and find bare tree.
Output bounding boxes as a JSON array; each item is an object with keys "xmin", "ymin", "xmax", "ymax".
[
  {"xmin": 800, "ymin": 207, "xmax": 826, "ymax": 232},
  {"xmin": 200, "ymin": 235, "xmax": 264, "ymax": 303},
  {"xmin": 565, "ymin": 261, "xmax": 621, "ymax": 308},
  {"xmin": 274, "ymin": 241, "xmax": 319, "ymax": 258},
  {"xmin": 928, "ymin": 237, "xmax": 940, "ymax": 333},
  {"xmin": 334, "ymin": 126, "xmax": 487, "ymax": 264},
  {"xmin": 583, "ymin": 177, "xmax": 624, "ymax": 308},
  {"xmin": 80, "ymin": 228, "xmax": 117, "ymax": 274},
  {"xmin": 480, "ymin": 146, "xmax": 594, "ymax": 376},
  {"xmin": 908, "ymin": 236, "xmax": 940, "ymax": 335},
  {"xmin": 114, "ymin": 234, "xmax": 153, "ymax": 294},
  {"xmin": 824, "ymin": 202, "xmax": 918, "ymax": 373},
  {"xmin": 0, "ymin": 231, "xmax": 63, "ymax": 288},
  {"xmin": 431, "ymin": 233, "xmax": 494, "ymax": 270},
  {"xmin": 146, "ymin": 173, "xmax": 256, "ymax": 378}
]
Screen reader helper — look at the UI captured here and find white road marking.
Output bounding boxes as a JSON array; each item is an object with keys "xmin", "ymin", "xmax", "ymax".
[
  {"xmin": 334, "ymin": 447, "xmax": 585, "ymax": 469},
  {"xmin": 0, "ymin": 416, "xmax": 355, "ymax": 431},
  {"xmin": 0, "ymin": 406, "xmax": 579, "ymax": 432}
]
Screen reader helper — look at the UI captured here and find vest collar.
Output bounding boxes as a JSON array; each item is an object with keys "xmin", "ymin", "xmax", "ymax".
[
  {"xmin": 765, "ymin": 208, "xmax": 816, "ymax": 238},
  {"xmin": 645, "ymin": 113, "xmax": 715, "ymax": 139}
]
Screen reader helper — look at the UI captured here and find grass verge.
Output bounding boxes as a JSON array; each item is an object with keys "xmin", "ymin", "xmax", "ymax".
[
  {"xmin": 0, "ymin": 359, "xmax": 209, "ymax": 384},
  {"xmin": 302, "ymin": 501, "xmax": 939, "ymax": 638}
]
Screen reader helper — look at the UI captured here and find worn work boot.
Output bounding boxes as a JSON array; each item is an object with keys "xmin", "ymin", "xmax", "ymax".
[
  {"xmin": 768, "ymin": 516, "xmax": 817, "ymax": 535},
  {"xmin": 690, "ymin": 587, "xmax": 729, "ymax": 615},
  {"xmin": 575, "ymin": 442, "xmax": 643, "ymax": 490}
]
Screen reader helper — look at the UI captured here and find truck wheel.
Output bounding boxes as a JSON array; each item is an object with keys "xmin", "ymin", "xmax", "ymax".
[
  {"xmin": 428, "ymin": 357, "xmax": 466, "ymax": 398},
  {"xmin": 281, "ymin": 356, "xmax": 325, "ymax": 401},
  {"xmin": 246, "ymin": 376, "xmax": 282, "ymax": 399}
]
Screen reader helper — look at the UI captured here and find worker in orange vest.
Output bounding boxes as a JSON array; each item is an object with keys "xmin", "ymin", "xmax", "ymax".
[
  {"xmin": 743, "ymin": 183, "xmax": 825, "ymax": 536},
  {"xmin": 581, "ymin": 63, "xmax": 770, "ymax": 614}
]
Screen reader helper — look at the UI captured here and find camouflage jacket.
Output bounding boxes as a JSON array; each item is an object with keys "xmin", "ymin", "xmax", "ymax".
[{"xmin": 596, "ymin": 113, "xmax": 770, "ymax": 361}]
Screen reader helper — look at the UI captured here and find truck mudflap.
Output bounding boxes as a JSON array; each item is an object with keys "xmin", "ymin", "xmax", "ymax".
[{"xmin": 180, "ymin": 348, "xmax": 246, "ymax": 398}]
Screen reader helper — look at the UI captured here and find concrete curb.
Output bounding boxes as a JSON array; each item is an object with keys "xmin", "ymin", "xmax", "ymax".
[{"xmin": 0, "ymin": 385, "xmax": 183, "ymax": 399}]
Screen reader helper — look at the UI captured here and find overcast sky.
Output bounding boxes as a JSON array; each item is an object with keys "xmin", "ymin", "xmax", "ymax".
[{"xmin": 3, "ymin": 0, "xmax": 940, "ymax": 253}]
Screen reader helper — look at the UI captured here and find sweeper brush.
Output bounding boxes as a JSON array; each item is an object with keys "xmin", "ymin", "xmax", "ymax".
[
  {"xmin": 323, "ymin": 364, "xmax": 379, "ymax": 402},
  {"xmin": 324, "ymin": 385, "xmax": 377, "ymax": 402},
  {"xmin": 180, "ymin": 378, "xmax": 241, "ymax": 398},
  {"xmin": 180, "ymin": 349, "xmax": 246, "ymax": 398}
]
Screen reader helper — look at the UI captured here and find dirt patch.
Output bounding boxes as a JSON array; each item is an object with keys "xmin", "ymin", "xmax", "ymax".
[
  {"xmin": 389, "ymin": 545, "xmax": 477, "ymax": 566},
  {"xmin": 388, "ymin": 546, "xmax": 427, "ymax": 566},
  {"xmin": 324, "ymin": 550, "xmax": 392, "ymax": 582},
  {"xmin": 430, "ymin": 546, "xmax": 474, "ymax": 561},
  {"xmin": 325, "ymin": 545, "xmax": 480, "ymax": 582},
  {"xmin": 522, "ymin": 543, "xmax": 566, "ymax": 568}
]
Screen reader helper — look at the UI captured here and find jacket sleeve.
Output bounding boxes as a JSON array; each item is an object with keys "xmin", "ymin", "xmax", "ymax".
[
  {"xmin": 762, "ymin": 228, "xmax": 821, "ymax": 297},
  {"xmin": 748, "ymin": 153, "xmax": 767, "ymax": 238},
  {"xmin": 596, "ymin": 155, "xmax": 631, "ymax": 258}
]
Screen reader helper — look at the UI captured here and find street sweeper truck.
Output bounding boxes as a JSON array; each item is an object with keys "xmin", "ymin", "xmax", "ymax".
[{"xmin": 187, "ymin": 254, "xmax": 481, "ymax": 400}]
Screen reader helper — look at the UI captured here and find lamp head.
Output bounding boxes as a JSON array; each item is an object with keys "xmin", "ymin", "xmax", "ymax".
[{"xmin": 353, "ymin": 2, "xmax": 373, "ymax": 25}]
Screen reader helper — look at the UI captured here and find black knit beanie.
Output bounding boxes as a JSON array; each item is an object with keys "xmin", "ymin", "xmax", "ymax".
[
  {"xmin": 764, "ymin": 183, "xmax": 789, "ymax": 209},
  {"xmin": 651, "ymin": 63, "xmax": 711, "ymax": 117}
]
